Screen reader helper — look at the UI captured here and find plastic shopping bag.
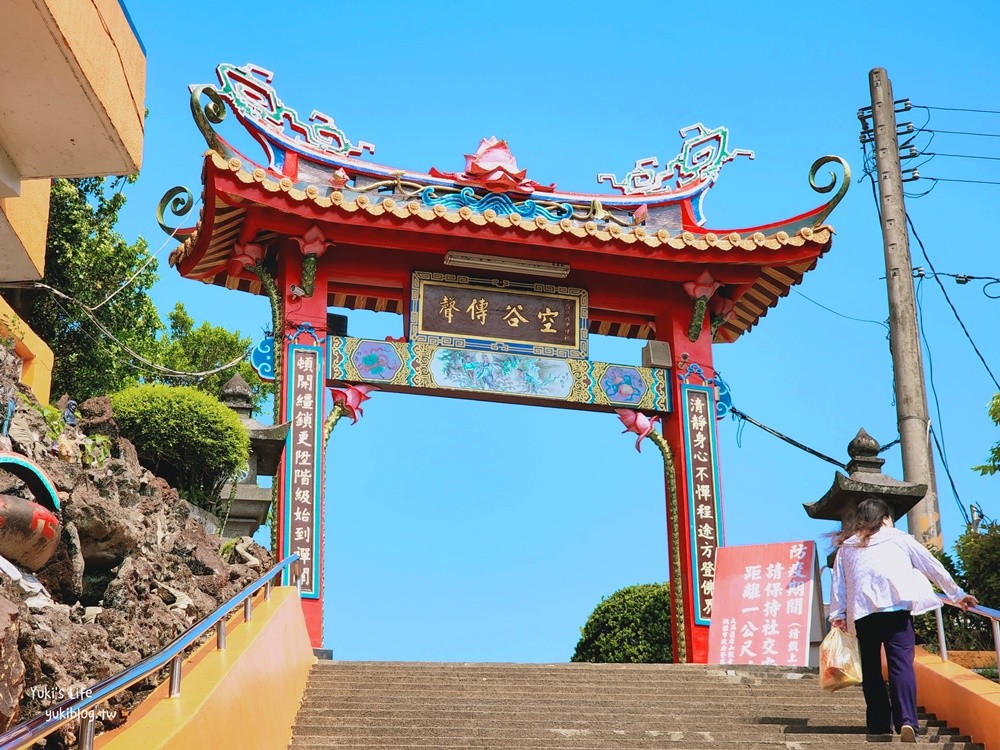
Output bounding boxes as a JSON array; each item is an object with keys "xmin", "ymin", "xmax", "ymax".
[{"xmin": 819, "ymin": 627, "xmax": 863, "ymax": 692}]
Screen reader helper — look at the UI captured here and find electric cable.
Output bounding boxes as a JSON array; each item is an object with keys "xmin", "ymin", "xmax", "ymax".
[
  {"xmin": 930, "ymin": 424, "xmax": 972, "ymax": 526},
  {"xmin": 90, "ymin": 196, "xmax": 201, "ymax": 312},
  {"xmin": 1, "ymin": 282, "xmax": 247, "ymax": 378},
  {"xmin": 905, "ymin": 214, "xmax": 1000, "ymax": 391},
  {"xmin": 915, "ymin": 277, "xmax": 951, "ymax": 471},
  {"xmin": 915, "ymin": 105, "xmax": 1000, "ymax": 115},
  {"xmin": 878, "ymin": 437, "xmax": 901, "ymax": 454},
  {"xmin": 920, "ymin": 176, "xmax": 1000, "ymax": 187},
  {"xmin": 729, "ymin": 407, "xmax": 847, "ymax": 470},
  {"xmin": 49, "ymin": 296, "xmax": 162, "ymax": 379},
  {"xmin": 923, "ymin": 151, "xmax": 1000, "ymax": 163},
  {"xmin": 792, "ymin": 289, "xmax": 889, "ymax": 331},
  {"xmin": 917, "ymin": 128, "xmax": 1000, "ymax": 139}
]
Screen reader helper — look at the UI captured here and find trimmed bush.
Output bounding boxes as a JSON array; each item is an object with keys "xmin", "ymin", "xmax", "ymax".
[
  {"xmin": 572, "ymin": 583, "xmax": 672, "ymax": 663},
  {"xmin": 111, "ymin": 384, "xmax": 249, "ymax": 511}
]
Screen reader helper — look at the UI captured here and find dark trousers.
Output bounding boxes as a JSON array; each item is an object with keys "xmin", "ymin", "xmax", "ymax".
[{"xmin": 854, "ymin": 609, "xmax": 918, "ymax": 734}]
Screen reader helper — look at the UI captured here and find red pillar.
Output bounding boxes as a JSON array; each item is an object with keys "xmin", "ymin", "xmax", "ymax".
[
  {"xmin": 656, "ymin": 285, "xmax": 718, "ymax": 663},
  {"xmin": 276, "ymin": 232, "xmax": 331, "ymax": 649}
]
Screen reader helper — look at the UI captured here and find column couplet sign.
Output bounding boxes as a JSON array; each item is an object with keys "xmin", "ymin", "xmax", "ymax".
[
  {"xmin": 681, "ymin": 384, "xmax": 724, "ymax": 626},
  {"xmin": 283, "ymin": 344, "xmax": 323, "ymax": 599}
]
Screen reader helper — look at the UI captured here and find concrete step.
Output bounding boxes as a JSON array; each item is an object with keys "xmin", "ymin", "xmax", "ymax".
[
  {"xmin": 290, "ymin": 663, "xmax": 981, "ymax": 750},
  {"xmin": 289, "ymin": 724, "xmax": 971, "ymax": 741},
  {"xmin": 290, "ymin": 735, "xmax": 984, "ymax": 750}
]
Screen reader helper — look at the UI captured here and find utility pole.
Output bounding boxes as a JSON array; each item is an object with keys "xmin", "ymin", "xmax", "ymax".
[{"xmin": 865, "ymin": 67, "xmax": 942, "ymax": 549}]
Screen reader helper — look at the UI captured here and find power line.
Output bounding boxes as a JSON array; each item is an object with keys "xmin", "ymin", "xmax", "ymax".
[
  {"xmin": 905, "ymin": 214, "xmax": 1000, "ymax": 391},
  {"xmin": 915, "ymin": 104, "xmax": 1000, "ymax": 116},
  {"xmin": 923, "ymin": 151, "xmax": 1000, "ymax": 163},
  {"xmin": 792, "ymin": 289, "xmax": 889, "ymax": 330},
  {"xmin": 918, "ymin": 128, "xmax": 1000, "ymax": 139},
  {"xmin": 90, "ymin": 196, "xmax": 201, "ymax": 312},
  {"xmin": 878, "ymin": 437, "xmax": 901, "ymax": 454},
  {"xmin": 729, "ymin": 407, "xmax": 847, "ymax": 470},
  {"xmin": 915, "ymin": 277, "xmax": 951, "ymax": 475},
  {"xmin": 0, "ymin": 282, "xmax": 248, "ymax": 379},
  {"xmin": 920, "ymin": 176, "xmax": 1000, "ymax": 187},
  {"xmin": 930, "ymin": 425, "xmax": 972, "ymax": 526}
]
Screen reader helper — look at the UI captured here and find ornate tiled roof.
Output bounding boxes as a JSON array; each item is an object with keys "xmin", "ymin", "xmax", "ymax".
[
  {"xmin": 163, "ymin": 63, "xmax": 848, "ymax": 344},
  {"xmin": 170, "ymin": 152, "xmax": 833, "ymax": 267}
]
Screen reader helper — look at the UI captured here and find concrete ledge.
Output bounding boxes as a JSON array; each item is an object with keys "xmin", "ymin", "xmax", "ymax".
[
  {"xmin": 0, "ymin": 178, "xmax": 49, "ymax": 279},
  {"xmin": 96, "ymin": 586, "xmax": 314, "ymax": 750},
  {"xmin": 914, "ymin": 646, "xmax": 1000, "ymax": 750},
  {"xmin": 0, "ymin": 296, "xmax": 53, "ymax": 404}
]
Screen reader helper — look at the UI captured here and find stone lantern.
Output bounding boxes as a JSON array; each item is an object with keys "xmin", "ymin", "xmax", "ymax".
[
  {"xmin": 803, "ymin": 428, "xmax": 926, "ymax": 562},
  {"xmin": 218, "ymin": 373, "xmax": 289, "ymax": 538}
]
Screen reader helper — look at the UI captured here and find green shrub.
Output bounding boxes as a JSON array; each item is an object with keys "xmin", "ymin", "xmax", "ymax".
[
  {"xmin": 956, "ymin": 521, "xmax": 1000, "ymax": 610},
  {"xmin": 111, "ymin": 384, "xmax": 249, "ymax": 511},
  {"xmin": 572, "ymin": 583, "xmax": 672, "ymax": 663},
  {"xmin": 913, "ymin": 539, "xmax": 994, "ymax": 653}
]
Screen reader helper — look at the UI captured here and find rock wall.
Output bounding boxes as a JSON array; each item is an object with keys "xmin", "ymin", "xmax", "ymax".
[{"xmin": 0, "ymin": 353, "xmax": 273, "ymax": 747}]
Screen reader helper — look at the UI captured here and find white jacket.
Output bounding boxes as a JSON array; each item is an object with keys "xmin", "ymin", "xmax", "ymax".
[{"xmin": 829, "ymin": 526, "xmax": 966, "ymax": 633}]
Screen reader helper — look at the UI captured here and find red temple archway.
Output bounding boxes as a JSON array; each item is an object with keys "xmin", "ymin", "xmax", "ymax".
[{"xmin": 161, "ymin": 62, "xmax": 847, "ymax": 662}]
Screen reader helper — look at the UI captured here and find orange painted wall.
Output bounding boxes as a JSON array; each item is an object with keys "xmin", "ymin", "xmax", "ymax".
[
  {"xmin": 95, "ymin": 586, "xmax": 313, "ymax": 750},
  {"xmin": 914, "ymin": 647, "xmax": 1000, "ymax": 750}
]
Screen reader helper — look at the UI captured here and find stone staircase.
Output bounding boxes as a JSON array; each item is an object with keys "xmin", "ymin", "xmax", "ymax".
[{"xmin": 289, "ymin": 661, "xmax": 983, "ymax": 749}]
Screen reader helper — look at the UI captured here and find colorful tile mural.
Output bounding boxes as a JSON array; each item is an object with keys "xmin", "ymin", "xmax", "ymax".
[{"xmin": 327, "ymin": 336, "xmax": 670, "ymax": 413}]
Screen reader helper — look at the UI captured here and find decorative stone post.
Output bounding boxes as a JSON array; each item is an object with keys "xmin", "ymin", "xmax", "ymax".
[
  {"xmin": 803, "ymin": 428, "xmax": 927, "ymax": 564},
  {"xmin": 218, "ymin": 373, "xmax": 288, "ymax": 538}
]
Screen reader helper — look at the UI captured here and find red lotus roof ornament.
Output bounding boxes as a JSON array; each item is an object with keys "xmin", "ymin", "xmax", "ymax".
[{"xmin": 430, "ymin": 136, "xmax": 556, "ymax": 194}]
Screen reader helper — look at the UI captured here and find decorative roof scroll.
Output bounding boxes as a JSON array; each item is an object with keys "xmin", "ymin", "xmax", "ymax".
[
  {"xmin": 207, "ymin": 62, "xmax": 374, "ymax": 164},
  {"xmin": 597, "ymin": 123, "xmax": 753, "ymax": 197}
]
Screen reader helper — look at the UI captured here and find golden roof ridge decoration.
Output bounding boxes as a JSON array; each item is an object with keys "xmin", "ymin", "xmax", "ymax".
[{"xmin": 167, "ymin": 149, "xmax": 837, "ymax": 268}]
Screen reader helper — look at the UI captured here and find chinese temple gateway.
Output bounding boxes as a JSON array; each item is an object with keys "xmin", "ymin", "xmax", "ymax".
[{"xmin": 162, "ymin": 63, "xmax": 848, "ymax": 661}]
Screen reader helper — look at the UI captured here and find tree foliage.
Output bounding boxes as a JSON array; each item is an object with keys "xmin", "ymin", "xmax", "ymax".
[
  {"xmin": 975, "ymin": 394, "xmax": 1000, "ymax": 476},
  {"xmin": 111, "ymin": 384, "xmax": 249, "ymax": 512},
  {"xmin": 155, "ymin": 303, "xmax": 271, "ymax": 413},
  {"xmin": 0, "ymin": 178, "xmax": 270, "ymax": 411},
  {"xmin": 25, "ymin": 177, "xmax": 161, "ymax": 400},
  {"xmin": 572, "ymin": 583, "xmax": 672, "ymax": 663},
  {"xmin": 956, "ymin": 521, "xmax": 1000, "ymax": 611},
  {"xmin": 911, "ymin": 533, "xmax": 997, "ymax": 653}
]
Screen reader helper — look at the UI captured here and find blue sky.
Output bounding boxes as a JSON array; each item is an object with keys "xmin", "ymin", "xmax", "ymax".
[{"xmin": 115, "ymin": 2, "xmax": 1000, "ymax": 661}]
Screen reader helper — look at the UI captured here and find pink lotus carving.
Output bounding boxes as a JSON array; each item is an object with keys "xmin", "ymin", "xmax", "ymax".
[
  {"xmin": 294, "ymin": 225, "xmax": 332, "ymax": 257},
  {"xmin": 330, "ymin": 384, "xmax": 376, "ymax": 424},
  {"xmin": 683, "ymin": 270, "xmax": 721, "ymax": 301},
  {"xmin": 616, "ymin": 408, "xmax": 661, "ymax": 452},
  {"xmin": 429, "ymin": 136, "xmax": 556, "ymax": 194},
  {"xmin": 709, "ymin": 293, "xmax": 735, "ymax": 317},
  {"xmin": 229, "ymin": 242, "xmax": 264, "ymax": 274}
]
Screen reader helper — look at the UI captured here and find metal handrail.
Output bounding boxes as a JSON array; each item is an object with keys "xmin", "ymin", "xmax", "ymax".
[
  {"xmin": 0, "ymin": 555, "xmax": 302, "ymax": 750},
  {"xmin": 933, "ymin": 593, "xmax": 1000, "ymax": 669}
]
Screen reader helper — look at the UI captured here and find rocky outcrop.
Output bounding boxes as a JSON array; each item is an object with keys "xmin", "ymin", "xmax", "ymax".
[
  {"xmin": 0, "ymin": 352, "xmax": 273, "ymax": 745},
  {"xmin": 0, "ymin": 594, "xmax": 23, "ymax": 731}
]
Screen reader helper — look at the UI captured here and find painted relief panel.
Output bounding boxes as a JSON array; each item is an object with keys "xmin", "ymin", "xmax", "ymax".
[{"xmin": 327, "ymin": 336, "xmax": 670, "ymax": 413}]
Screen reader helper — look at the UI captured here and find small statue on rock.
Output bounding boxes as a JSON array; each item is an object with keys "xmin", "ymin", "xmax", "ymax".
[{"xmin": 62, "ymin": 400, "xmax": 78, "ymax": 428}]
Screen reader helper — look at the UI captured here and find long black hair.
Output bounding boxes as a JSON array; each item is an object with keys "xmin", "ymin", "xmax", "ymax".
[{"xmin": 833, "ymin": 497, "xmax": 892, "ymax": 547}]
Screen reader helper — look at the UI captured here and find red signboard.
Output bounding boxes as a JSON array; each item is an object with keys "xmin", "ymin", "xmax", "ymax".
[{"xmin": 708, "ymin": 540, "xmax": 823, "ymax": 667}]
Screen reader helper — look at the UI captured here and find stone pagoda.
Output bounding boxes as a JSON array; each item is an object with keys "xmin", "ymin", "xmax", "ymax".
[{"xmin": 218, "ymin": 373, "xmax": 288, "ymax": 538}]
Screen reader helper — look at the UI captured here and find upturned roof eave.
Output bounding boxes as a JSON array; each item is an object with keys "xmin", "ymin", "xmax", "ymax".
[{"xmin": 803, "ymin": 472, "xmax": 928, "ymax": 522}]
